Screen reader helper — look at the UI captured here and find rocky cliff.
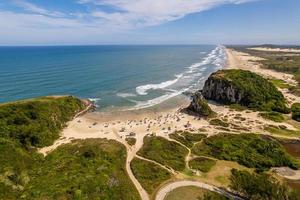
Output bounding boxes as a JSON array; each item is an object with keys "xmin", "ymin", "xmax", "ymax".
[{"xmin": 201, "ymin": 69, "xmax": 289, "ymax": 113}]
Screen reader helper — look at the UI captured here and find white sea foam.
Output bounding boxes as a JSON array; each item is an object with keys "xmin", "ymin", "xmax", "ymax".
[
  {"xmin": 128, "ymin": 90, "xmax": 186, "ymax": 110},
  {"xmin": 126, "ymin": 45, "xmax": 227, "ymax": 110},
  {"xmin": 116, "ymin": 92, "xmax": 137, "ymax": 98},
  {"xmin": 88, "ymin": 98, "xmax": 101, "ymax": 107},
  {"xmin": 136, "ymin": 74, "xmax": 183, "ymax": 95}
]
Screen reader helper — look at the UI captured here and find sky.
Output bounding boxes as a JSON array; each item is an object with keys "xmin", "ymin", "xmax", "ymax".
[{"xmin": 0, "ymin": 0, "xmax": 299, "ymax": 45}]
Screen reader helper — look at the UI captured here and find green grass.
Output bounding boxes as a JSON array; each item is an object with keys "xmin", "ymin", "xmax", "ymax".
[
  {"xmin": 137, "ymin": 136, "xmax": 188, "ymax": 171},
  {"xmin": 205, "ymin": 69, "xmax": 290, "ymax": 113},
  {"xmin": 169, "ymin": 131, "xmax": 206, "ymax": 148},
  {"xmin": 189, "ymin": 157, "xmax": 216, "ymax": 173},
  {"xmin": 259, "ymin": 112, "xmax": 285, "ymax": 122},
  {"xmin": 164, "ymin": 186, "xmax": 228, "ymax": 200},
  {"xmin": 270, "ymin": 79, "xmax": 292, "ymax": 89},
  {"xmin": 291, "ymin": 103, "xmax": 300, "ymax": 122},
  {"xmin": 1, "ymin": 139, "xmax": 140, "ymax": 200},
  {"xmin": 209, "ymin": 119, "xmax": 229, "ymax": 127},
  {"xmin": 265, "ymin": 125, "xmax": 300, "ymax": 137},
  {"xmin": 0, "ymin": 96, "xmax": 85, "ymax": 148},
  {"xmin": 192, "ymin": 133, "xmax": 297, "ymax": 171},
  {"xmin": 130, "ymin": 157, "xmax": 171, "ymax": 194},
  {"xmin": 125, "ymin": 138, "xmax": 136, "ymax": 146}
]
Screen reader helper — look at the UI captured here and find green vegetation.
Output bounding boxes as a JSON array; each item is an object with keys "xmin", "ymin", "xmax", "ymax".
[
  {"xmin": 208, "ymin": 69, "xmax": 290, "ymax": 113},
  {"xmin": 1, "ymin": 139, "xmax": 140, "ymax": 200},
  {"xmin": 189, "ymin": 157, "xmax": 216, "ymax": 173},
  {"xmin": 292, "ymin": 103, "xmax": 300, "ymax": 122},
  {"xmin": 265, "ymin": 125, "xmax": 300, "ymax": 137},
  {"xmin": 259, "ymin": 111, "xmax": 285, "ymax": 122},
  {"xmin": 192, "ymin": 133, "xmax": 297, "ymax": 171},
  {"xmin": 270, "ymin": 79, "xmax": 292, "ymax": 89},
  {"xmin": 137, "ymin": 136, "xmax": 188, "ymax": 171},
  {"xmin": 169, "ymin": 131, "xmax": 206, "ymax": 148},
  {"xmin": 209, "ymin": 119, "xmax": 229, "ymax": 127},
  {"xmin": 230, "ymin": 169, "xmax": 300, "ymax": 200},
  {"xmin": 231, "ymin": 46, "xmax": 300, "ymax": 96},
  {"xmin": 164, "ymin": 186, "xmax": 228, "ymax": 200},
  {"xmin": 130, "ymin": 158, "xmax": 171, "ymax": 194},
  {"xmin": 187, "ymin": 95, "xmax": 216, "ymax": 118},
  {"xmin": 0, "ymin": 96, "xmax": 85, "ymax": 148},
  {"xmin": 125, "ymin": 138, "xmax": 136, "ymax": 146}
]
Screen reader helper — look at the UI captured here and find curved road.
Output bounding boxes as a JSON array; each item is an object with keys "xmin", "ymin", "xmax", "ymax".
[{"xmin": 155, "ymin": 180, "xmax": 244, "ymax": 200}]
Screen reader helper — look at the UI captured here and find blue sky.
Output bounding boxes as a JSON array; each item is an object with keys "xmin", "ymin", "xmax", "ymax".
[{"xmin": 0, "ymin": 0, "xmax": 299, "ymax": 45}]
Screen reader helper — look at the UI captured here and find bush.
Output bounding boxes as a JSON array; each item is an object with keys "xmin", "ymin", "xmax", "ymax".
[
  {"xmin": 192, "ymin": 133, "xmax": 297, "ymax": 171},
  {"xmin": 291, "ymin": 103, "xmax": 300, "ymax": 122},
  {"xmin": 189, "ymin": 157, "xmax": 216, "ymax": 173},
  {"xmin": 125, "ymin": 138, "xmax": 136, "ymax": 146},
  {"xmin": 209, "ymin": 119, "xmax": 229, "ymax": 127},
  {"xmin": 259, "ymin": 112, "xmax": 285, "ymax": 122},
  {"xmin": 230, "ymin": 169, "xmax": 299, "ymax": 200},
  {"xmin": 0, "ymin": 96, "xmax": 85, "ymax": 148}
]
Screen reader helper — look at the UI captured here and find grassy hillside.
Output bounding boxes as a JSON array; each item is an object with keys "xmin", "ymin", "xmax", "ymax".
[
  {"xmin": 230, "ymin": 169, "xmax": 300, "ymax": 200},
  {"xmin": 192, "ymin": 133, "xmax": 297, "ymax": 171},
  {"xmin": 137, "ymin": 136, "xmax": 188, "ymax": 171},
  {"xmin": 230, "ymin": 46, "xmax": 300, "ymax": 95},
  {"xmin": 208, "ymin": 69, "xmax": 289, "ymax": 113},
  {"xmin": 130, "ymin": 157, "xmax": 171, "ymax": 194},
  {"xmin": 0, "ymin": 96, "xmax": 85, "ymax": 148},
  {"xmin": 0, "ymin": 139, "xmax": 140, "ymax": 200}
]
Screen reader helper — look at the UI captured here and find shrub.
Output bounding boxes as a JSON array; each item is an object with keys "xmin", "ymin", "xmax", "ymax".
[
  {"xmin": 230, "ymin": 169, "xmax": 299, "ymax": 200},
  {"xmin": 189, "ymin": 157, "xmax": 216, "ymax": 173},
  {"xmin": 192, "ymin": 133, "xmax": 297, "ymax": 171},
  {"xmin": 0, "ymin": 96, "xmax": 85, "ymax": 148},
  {"xmin": 259, "ymin": 112, "xmax": 285, "ymax": 122},
  {"xmin": 291, "ymin": 103, "xmax": 300, "ymax": 122},
  {"xmin": 209, "ymin": 119, "xmax": 229, "ymax": 127}
]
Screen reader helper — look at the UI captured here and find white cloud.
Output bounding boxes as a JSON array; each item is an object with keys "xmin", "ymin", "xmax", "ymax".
[
  {"xmin": 0, "ymin": 0, "xmax": 258, "ymax": 44},
  {"xmin": 12, "ymin": 0, "xmax": 64, "ymax": 17}
]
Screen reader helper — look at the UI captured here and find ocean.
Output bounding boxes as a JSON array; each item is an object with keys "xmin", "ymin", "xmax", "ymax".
[{"xmin": 0, "ymin": 45, "xmax": 226, "ymax": 111}]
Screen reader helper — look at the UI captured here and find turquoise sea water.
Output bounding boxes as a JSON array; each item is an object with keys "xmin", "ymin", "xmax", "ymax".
[{"xmin": 0, "ymin": 45, "xmax": 226, "ymax": 110}]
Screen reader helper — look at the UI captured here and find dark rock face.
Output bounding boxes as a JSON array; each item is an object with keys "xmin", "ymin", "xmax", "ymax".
[
  {"xmin": 185, "ymin": 91, "xmax": 215, "ymax": 117},
  {"xmin": 202, "ymin": 75, "xmax": 243, "ymax": 104}
]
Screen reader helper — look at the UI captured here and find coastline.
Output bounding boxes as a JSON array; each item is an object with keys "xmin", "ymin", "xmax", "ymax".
[
  {"xmin": 40, "ymin": 47, "xmax": 300, "ymax": 156},
  {"xmin": 38, "ymin": 47, "xmax": 300, "ymax": 200}
]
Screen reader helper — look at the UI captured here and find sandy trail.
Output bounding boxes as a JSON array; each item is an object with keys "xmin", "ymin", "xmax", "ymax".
[{"xmin": 155, "ymin": 180, "xmax": 244, "ymax": 200}]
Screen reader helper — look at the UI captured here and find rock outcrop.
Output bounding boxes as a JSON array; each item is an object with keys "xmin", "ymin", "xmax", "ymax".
[
  {"xmin": 202, "ymin": 72, "xmax": 243, "ymax": 104},
  {"xmin": 201, "ymin": 69, "xmax": 290, "ymax": 113},
  {"xmin": 184, "ymin": 91, "xmax": 216, "ymax": 117}
]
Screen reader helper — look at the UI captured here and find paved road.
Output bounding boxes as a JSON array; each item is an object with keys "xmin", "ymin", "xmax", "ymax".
[{"xmin": 155, "ymin": 180, "xmax": 244, "ymax": 200}]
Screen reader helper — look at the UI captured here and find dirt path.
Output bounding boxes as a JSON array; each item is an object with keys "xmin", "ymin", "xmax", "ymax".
[
  {"xmin": 135, "ymin": 155, "xmax": 176, "ymax": 175},
  {"xmin": 155, "ymin": 180, "xmax": 244, "ymax": 200}
]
